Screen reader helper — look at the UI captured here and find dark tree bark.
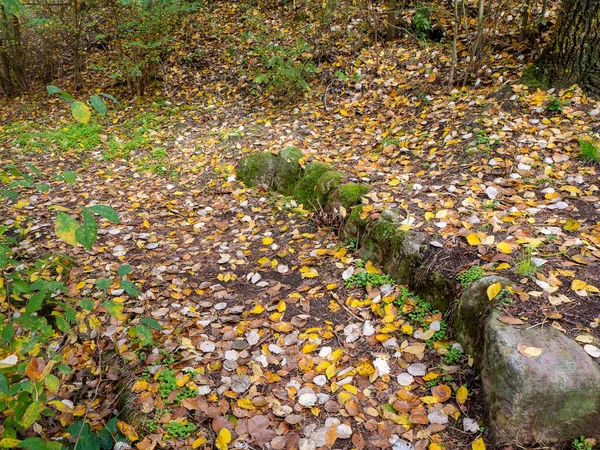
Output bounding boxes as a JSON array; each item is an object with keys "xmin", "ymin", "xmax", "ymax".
[{"xmin": 536, "ymin": 0, "xmax": 600, "ymax": 95}]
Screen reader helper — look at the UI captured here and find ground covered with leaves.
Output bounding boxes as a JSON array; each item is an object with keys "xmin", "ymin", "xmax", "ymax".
[{"xmin": 1, "ymin": 3, "xmax": 600, "ymax": 450}]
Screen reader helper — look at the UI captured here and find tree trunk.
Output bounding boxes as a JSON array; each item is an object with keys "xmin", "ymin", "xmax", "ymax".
[{"xmin": 536, "ymin": 0, "xmax": 600, "ymax": 95}]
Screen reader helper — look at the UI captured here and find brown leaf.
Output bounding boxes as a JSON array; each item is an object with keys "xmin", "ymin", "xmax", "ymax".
[
  {"xmin": 431, "ymin": 384, "xmax": 451, "ymax": 402},
  {"xmin": 352, "ymin": 433, "xmax": 366, "ymax": 450},
  {"xmin": 248, "ymin": 415, "xmax": 276, "ymax": 445},
  {"xmin": 25, "ymin": 357, "xmax": 45, "ymax": 382},
  {"xmin": 498, "ymin": 315, "xmax": 524, "ymax": 325},
  {"xmin": 325, "ymin": 425, "xmax": 338, "ymax": 447}
]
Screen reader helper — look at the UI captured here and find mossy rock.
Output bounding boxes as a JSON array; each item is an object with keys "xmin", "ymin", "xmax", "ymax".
[
  {"xmin": 274, "ymin": 146, "xmax": 304, "ymax": 195},
  {"xmin": 328, "ymin": 183, "xmax": 370, "ymax": 211},
  {"xmin": 341, "ymin": 205, "xmax": 369, "ymax": 241},
  {"xmin": 236, "ymin": 152, "xmax": 278, "ymax": 188},
  {"xmin": 453, "ymin": 276, "xmax": 512, "ymax": 362},
  {"xmin": 313, "ymin": 170, "xmax": 344, "ymax": 207},
  {"xmin": 293, "ymin": 162, "xmax": 332, "ymax": 209}
]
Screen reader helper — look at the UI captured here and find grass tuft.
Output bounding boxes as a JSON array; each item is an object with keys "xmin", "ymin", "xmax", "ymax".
[{"xmin": 579, "ymin": 139, "xmax": 600, "ymax": 164}]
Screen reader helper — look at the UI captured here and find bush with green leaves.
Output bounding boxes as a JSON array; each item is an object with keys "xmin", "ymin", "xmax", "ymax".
[
  {"xmin": 243, "ymin": 28, "xmax": 317, "ymax": 99},
  {"xmin": 97, "ymin": 0, "xmax": 203, "ymax": 96},
  {"xmin": 0, "ymin": 162, "xmax": 153, "ymax": 448}
]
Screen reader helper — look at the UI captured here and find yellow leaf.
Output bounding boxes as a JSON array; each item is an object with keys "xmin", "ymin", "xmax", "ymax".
[
  {"xmin": 193, "ymin": 437, "xmax": 207, "ymax": 448},
  {"xmin": 215, "ymin": 428, "xmax": 231, "ymax": 450},
  {"xmin": 401, "ymin": 324, "xmax": 413, "ymax": 334},
  {"xmin": 0, "ymin": 438, "xmax": 21, "ymax": 448},
  {"xmin": 497, "ymin": 242, "xmax": 512, "ymax": 254},
  {"xmin": 456, "ymin": 385, "xmax": 468, "ymax": 404},
  {"xmin": 389, "ymin": 178, "xmax": 400, "ymax": 186},
  {"xmin": 495, "ymin": 263, "xmax": 510, "ymax": 271},
  {"xmin": 237, "ymin": 398, "xmax": 255, "ymax": 409},
  {"xmin": 300, "ymin": 267, "xmax": 319, "ymax": 279},
  {"xmin": 429, "ymin": 444, "xmax": 442, "ymax": 450},
  {"xmin": 132, "ymin": 380, "xmax": 148, "ymax": 392},
  {"xmin": 117, "ymin": 421, "xmax": 139, "ymax": 442},
  {"xmin": 472, "ymin": 437, "xmax": 486, "ymax": 450},
  {"xmin": 420, "ymin": 396, "xmax": 438, "ymax": 405},
  {"xmin": 262, "ymin": 237, "xmax": 273, "ymax": 245},
  {"xmin": 356, "ymin": 361, "xmax": 375, "ymax": 377},
  {"xmin": 302, "ymin": 343, "xmax": 318, "ymax": 354},
  {"xmin": 365, "ymin": 261, "xmax": 381, "ymax": 274},
  {"xmin": 424, "ymin": 211, "xmax": 434, "ymax": 220},
  {"xmin": 564, "ymin": 219, "xmax": 580, "ymax": 231},
  {"xmin": 572, "ymin": 279, "xmax": 587, "ymax": 291},
  {"xmin": 487, "ymin": 282, "xmax": 502, "ymax": 301},
  {"xmin": 466, "ymin": 233, "xmax": 481, "ymax": 246},
  {"xmin": 249, "ymin": 304, "xmax": 264, "ymax": 315},
  {"xmin": 517, "ymin": 344, "xmax": 543, "ymax": 358},
  {"xmin": 340, "ymin": 109, "xmax": 349, "ymax": 116}
]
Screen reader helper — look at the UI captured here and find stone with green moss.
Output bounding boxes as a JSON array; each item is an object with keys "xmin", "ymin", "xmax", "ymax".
[
  {"xmin": 314, "ymin": 170, "xmax": 344, "ymax": 207},
  {"xmin": 453, "ymin": 276, "xmax": 511, "ymax": 361},
  {"xmin": 483, "ymin": 310, "xmax": 600, "ymax": 444},
  {"xmin": 274, "ymin": 146, "xmax": 304, "ymax": 195},
  {"xmin": 293, "ymin": 162, "xmax": 332, "ymax": 209},
  {"xmin": 330, "ymin": 183, "xmax": 370, "ymax": 209},
  {"xmin": 236, "ymin": 152, "xmax": 278, "ymax": 188}
]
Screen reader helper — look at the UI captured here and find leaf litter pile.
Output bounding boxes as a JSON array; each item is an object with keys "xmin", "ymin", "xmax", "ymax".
[{"xmin": 1, "ymin": 4, "xmax": 600, "ymax": 449}]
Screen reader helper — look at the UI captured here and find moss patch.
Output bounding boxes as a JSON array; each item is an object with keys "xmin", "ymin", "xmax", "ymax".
[
  {"xmin": 274, "ymin": 146, "xmax": 304, "ymax": 195},
  {"xmin": 520, "ymin": 64, "xmax": 550, "ymax": 91},
  {"xmin": 336, "ymin": 183, "xmax": 370, "ymax": 209},
  {"xmin": 236, "ymin": 152, "xmax": 278, "ymax": 188},
  {"xmin": 293, "ymin": 161, "xmax": 332, "ymax": 209}
]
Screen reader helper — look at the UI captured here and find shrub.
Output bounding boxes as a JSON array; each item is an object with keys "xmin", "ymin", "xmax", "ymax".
[
  {"xmin": 243, "ymin": 28, "xmax": 317, "ymax": 100},
  {"xmin": 97, "ymin": 0, "xmax": 203, "ymax": 96}
]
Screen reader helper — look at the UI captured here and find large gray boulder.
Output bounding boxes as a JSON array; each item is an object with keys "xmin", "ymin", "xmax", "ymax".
[{"xmin": 483, "ymin": 310, "xmax": 600, "ymax": 444}]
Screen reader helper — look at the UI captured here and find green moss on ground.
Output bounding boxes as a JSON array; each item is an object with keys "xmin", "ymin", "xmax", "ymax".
[
  {"xmin": 520, "ymin": 64, "xmax": 550, "ymax": 91},
  {"xmin": 293, "ymin": 161, "xmax": 332, "ymax": 208},
  {"xmin": 274, "ymin": 146, "xmax": 304, "ymax": 195},
  {"xmin": 236, "ymin": 152, "xmax": 278, "ymax": 187}
]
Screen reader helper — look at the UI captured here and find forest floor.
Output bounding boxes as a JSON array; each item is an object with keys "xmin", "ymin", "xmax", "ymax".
[{"xmin": 1, "ymin": 4, "xmax": 600, "ymax": 450}]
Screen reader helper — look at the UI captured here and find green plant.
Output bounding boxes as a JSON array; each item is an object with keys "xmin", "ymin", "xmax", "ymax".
[
  {"xmin": 164, "ymin": 421, "xmax": 197, "ymax": 439},
  {"xmin": 345, "ymin": 270, "xmax": 396, "ymax": 289},
  {"xmin": 156, "ymin": 368, "xmax": 197, "ymax": 404},
  {"xmin": 516, "ymin": 247, "xmax": 537, "ymax": 277},
  {"xmin": 244, "ymin": 27, "xmax": 317, "ymax": 99},
  {"xmin": 413, "ymin": 4, "xmax": 432, "ymax": 39},
  {"xmin": 545, "ymin": 96, "xmax": 568, "ymax": 112},
  {"xmin": 457, "ymin": 266, "xmax": 483, "ymax": 289},
  {"xmin": 572, "ymin": 436, "xmax": 594, "ymax": 450},
  {"xmin": 0, "ymin": 164, "xmax": 131, "ymax": 448},
  {"xmin": 579, "ymin": 139, "xmax": 600, "ymax": 164},
  {"xmin": 443, "ymin": 347, "xmax": 463, "ymax": 365}
]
